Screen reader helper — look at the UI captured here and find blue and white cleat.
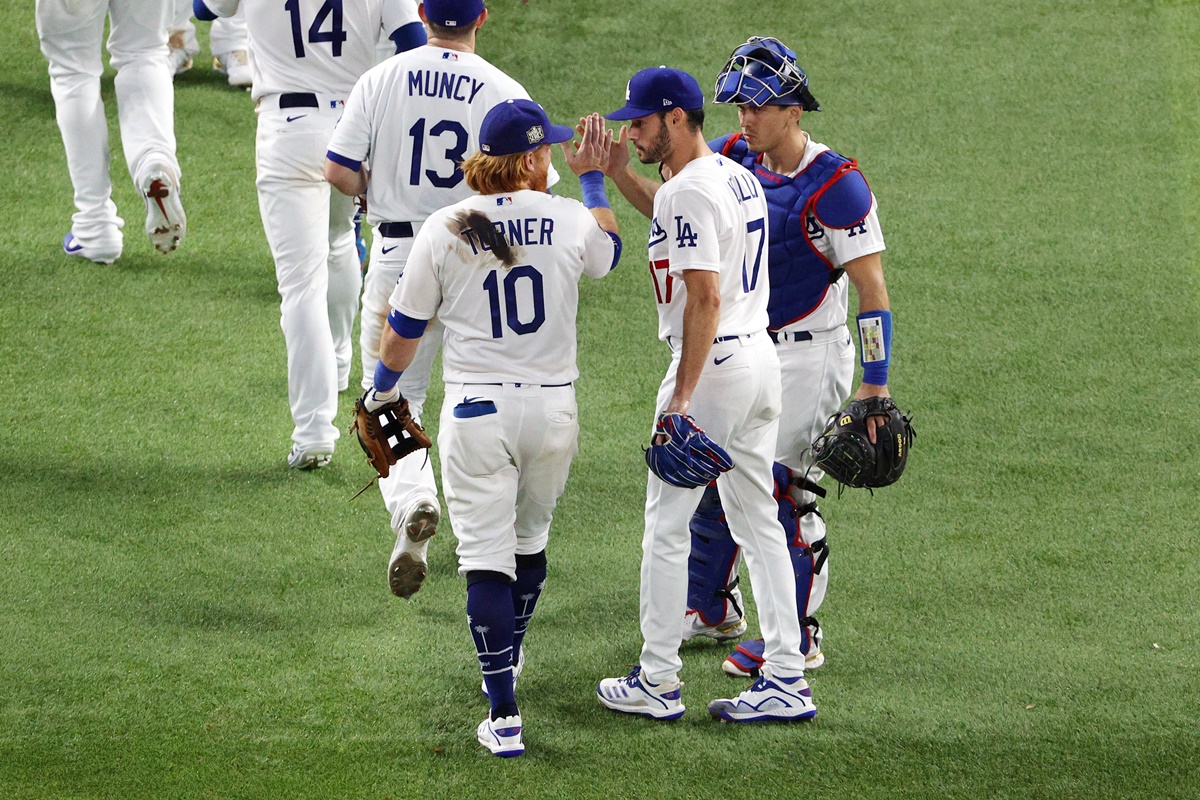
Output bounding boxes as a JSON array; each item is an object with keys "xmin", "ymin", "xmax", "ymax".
[
  {"xmin": 707, "ymin": 669, "xmax": 817, "ymax": 723},
  {"xmin": 723, "ymin": 637, "xmax": 824, "ymax": 677},
  {"xmin": 477, "ymin": 713, "xmax": 524, "ymax": 757},
  {"xmin": 62, "ymin": 232, "xmax": 121, "ymax": 265},
  {"xmin": 596, "ymin": 666, "xmax": 685, "ymax": 720}
]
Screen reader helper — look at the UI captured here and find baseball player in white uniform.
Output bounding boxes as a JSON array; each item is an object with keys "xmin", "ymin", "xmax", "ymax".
[
  {"xmin": 358, "ymin": 102, "xmax": 620, "ymax": 757},
  {"xmin": 37, "ymin": 0, "xmax": 187, "ymax": 265},
  {"xmin": 324, "ymin": 0, "xmax": 556, "ymax": 600},
  {"xmin": 691, "ymin": 37, "xmax": 894, "ymax": 678},
  {"xmin": 194, "ymin": 0, "xmax": 422, "ymax": 470},
  {"xmin": 593, "ymin": 67, "xmax": 817, "ymax": 723}
]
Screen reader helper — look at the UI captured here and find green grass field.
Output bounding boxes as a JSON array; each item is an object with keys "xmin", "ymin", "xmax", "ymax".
[{"xmin": 2, "ymin": 1, "xmax": 1198, "ymax": 797}]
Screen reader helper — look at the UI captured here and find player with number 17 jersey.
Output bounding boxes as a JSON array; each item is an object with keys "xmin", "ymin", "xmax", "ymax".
[{"xmin": 649, "ymin": 154, "xmax": 770, "ymax": 343}]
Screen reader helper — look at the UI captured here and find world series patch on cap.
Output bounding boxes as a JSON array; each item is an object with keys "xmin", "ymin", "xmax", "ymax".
[{"xmin": 479, "ymin": 99, "xmax": 573, "ymax": 156}]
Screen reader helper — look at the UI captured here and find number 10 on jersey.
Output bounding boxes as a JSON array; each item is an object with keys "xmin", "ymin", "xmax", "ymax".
[{"xmin": 483, "ymin": 266, "xmax": 546, "ymax": 338}]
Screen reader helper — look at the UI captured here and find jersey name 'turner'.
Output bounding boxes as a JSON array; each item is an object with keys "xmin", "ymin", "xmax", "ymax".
[
  {"xmin": 408, "ymin": 70, "xmax": 488, "ymax": 103},
  {"xmin": 462, "ymin": 218, "xmax": 555, "ymax": 256}
]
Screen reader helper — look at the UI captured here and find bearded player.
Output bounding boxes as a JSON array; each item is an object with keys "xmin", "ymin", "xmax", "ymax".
[
  {"xmin": 362, "ymin": 102, "xmax": 620, "ymax": 756},
  {"xmin": 681, "ymin": 37, "xmax": 896, "ymax": 678},
  {"xmin": 325, "ymin": 0, "xmax": 557, "ymax": 601},
  {"xmin": 593, "ymin": 67, "xmax": 816, "ymax": 724}
]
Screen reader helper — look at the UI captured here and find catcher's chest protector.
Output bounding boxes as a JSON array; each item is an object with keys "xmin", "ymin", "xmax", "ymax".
[{"xmin": 715, "ymin": 134, "xmax": 865, "ymax": 329}]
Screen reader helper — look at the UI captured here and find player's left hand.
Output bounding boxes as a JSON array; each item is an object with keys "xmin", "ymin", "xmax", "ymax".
[{"xmin": 853, "ymin": 383, "xmax": 890, "ymax": 443}]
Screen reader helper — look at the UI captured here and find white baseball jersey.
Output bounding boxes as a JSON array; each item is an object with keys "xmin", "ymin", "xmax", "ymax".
[
  {"xmin": 202, "ymin": 0, "xmax": 417, "ymax": 100},
  {"xmin": 786, "ymin": 138, "xmax": 886, "ymax": 333},
  {"xmin": 648, "ymin": 154, "xmax": 771, "ymax": 343},
  {"xmin": 389, "ymin": 190, "xmax": 617, "ymax": 384},
  {"xmin": 327, "ymin": 46, "xmax": 552, "ymax": 228}
]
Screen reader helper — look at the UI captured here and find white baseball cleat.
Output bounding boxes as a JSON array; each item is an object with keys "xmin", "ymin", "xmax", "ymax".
[
  {"xmin": 140, "ymin": 167, "xmax": 186, "ymax": 254},
  {"xmin": 596, "ymin": 666, "xmax": 685, "ymax": 720},
  {"xmin": 62, "ymin": 233, "xmax": 121, "ymax": 265},
  {"xmin": 388, "ymin": 498, "xmax": 439, "ymax": 599},
  {"xmin": 287, "ymin": 447, "xmax": 333, "ymax": 470},
  {"xmin": 682, "ymin": 610, "xmax": 747, "ymax": 643},
  {"xmin": 213, "ymin": 51, "xmax": 252, "ymax": 89},
  {"xmin": 707, "ymin": 669, "xmax": 817, "ymax": 723},
  {"xmin": 482, "ymin": 647, "xmax": 525, "ymax": 698},
  {"xmin": 477, "ymin": 714, "xmax": 523, "ymax": 758}
]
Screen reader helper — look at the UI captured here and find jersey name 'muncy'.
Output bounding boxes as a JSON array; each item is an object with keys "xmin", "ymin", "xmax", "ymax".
[
  {"xmin": 407, "ymin": 70, "xmax": 487, "ymax": 103},
  {"xmin": 462, "ymin": 218, "xmax": 555, "ymax": 255}
]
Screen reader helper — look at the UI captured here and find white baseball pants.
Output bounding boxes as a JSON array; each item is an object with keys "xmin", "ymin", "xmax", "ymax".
[
  {"xmin": 361, "ymin": 234, "xmax": 442, "ymax": 531},
  {"xmin": 774, "ymin": 325, "xmax": 855, "ymax": 615},
  {"xmin": 36, "ymin": 0, "xmax": 178, "ymax": 249},
  {"xmin": 438, "ymin": 383, "xmax": 579, "ymax": 580},
  {"xmin": 639, "ymin": 333, "xmax": 805, "ymax": 684},
  {"xmin": 255, "ymin": 95, "xmax": 360, "ymax": 454}
]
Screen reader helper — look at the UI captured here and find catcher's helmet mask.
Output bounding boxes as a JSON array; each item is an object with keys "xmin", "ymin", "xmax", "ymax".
[{"xmin": 714, "ymin": 36, "xmax": 822, "ymax": 112}]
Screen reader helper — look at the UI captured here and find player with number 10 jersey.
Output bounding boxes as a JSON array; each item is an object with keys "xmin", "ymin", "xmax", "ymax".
[{"xmin": 324, "ymin": 1, "xmax": 550, "ymax": 600}]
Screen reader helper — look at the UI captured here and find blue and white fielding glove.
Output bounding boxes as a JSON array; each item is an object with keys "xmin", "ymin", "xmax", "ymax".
[{"xmin": 645, "ymin": 413, "xmax": 734, "ymax": 489}]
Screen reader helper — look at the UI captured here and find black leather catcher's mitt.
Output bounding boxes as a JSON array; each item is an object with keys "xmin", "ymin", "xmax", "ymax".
[
  {"xmin": 811, "ymin": 396, "xmax": 914, "ymax": 489},
  {"xmin": 349, "ymin": 391, "xmax": 432, "ymax": 481}
]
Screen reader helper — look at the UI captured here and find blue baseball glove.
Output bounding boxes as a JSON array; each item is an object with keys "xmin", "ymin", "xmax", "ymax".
[{"xmin": 645, "ymin": 413, "xmax": 734, "ymax": 488}]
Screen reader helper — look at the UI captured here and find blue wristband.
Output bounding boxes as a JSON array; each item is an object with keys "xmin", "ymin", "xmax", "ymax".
[
  {"xmin": 373, "ymin": 360, "xmax": 402, "ymax": 392},
  {"xmin": 857, "ymin": 310, "xmax": 892, "ymax": 385},
  {"xmin": 579, "ymin": 171, "xmax": 610, "ymax": 209}
]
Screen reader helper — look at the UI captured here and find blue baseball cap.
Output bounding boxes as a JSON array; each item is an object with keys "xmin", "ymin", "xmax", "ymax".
[
  {"xmin": 423, "ymin": 0, "xmax": 484, "ymax": 28},
  {"xmin": 479, "ymin": 99, "xmax": 573, "ymax": 156},
  {"xmin": 605, "ymin": 67, "xmax": 705, "ymax": 121}
]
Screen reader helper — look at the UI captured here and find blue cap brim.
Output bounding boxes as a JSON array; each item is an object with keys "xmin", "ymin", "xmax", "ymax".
[
  {"xmin": 604, "ymin": 105, "xmax": 658, "ymax": 122},
  {"xmin": 544, "ymin": 122, "xmax": 575, "ymax": 146}
]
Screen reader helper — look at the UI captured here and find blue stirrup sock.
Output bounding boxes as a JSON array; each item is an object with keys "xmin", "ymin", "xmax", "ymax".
[
  {"xmin": 511, "ymin": 551, "xmax": 547, "ymax": 661},
  {"xmin": 466, "ymin": 572, "xmax": 518, "ymax": 718}
]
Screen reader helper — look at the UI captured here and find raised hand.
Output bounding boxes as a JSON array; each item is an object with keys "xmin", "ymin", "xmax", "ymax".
[{"xmin": 561, "ymin": 113, "xmax": 612, "ymax": 176}]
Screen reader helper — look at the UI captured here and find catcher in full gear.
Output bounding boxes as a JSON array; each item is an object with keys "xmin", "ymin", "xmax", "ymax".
[{"xmin": 681, "ymin": 36, "xmax": 910, "ymax": 678}]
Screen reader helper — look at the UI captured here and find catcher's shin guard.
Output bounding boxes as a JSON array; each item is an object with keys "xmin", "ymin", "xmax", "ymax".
[
  {"xmin": 685, "ymin": 484, "xmax": 744, "ymax": 630},
  {"xmin": 785, "ymin": 470, "xmax": 830, "ymax": 659}
]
